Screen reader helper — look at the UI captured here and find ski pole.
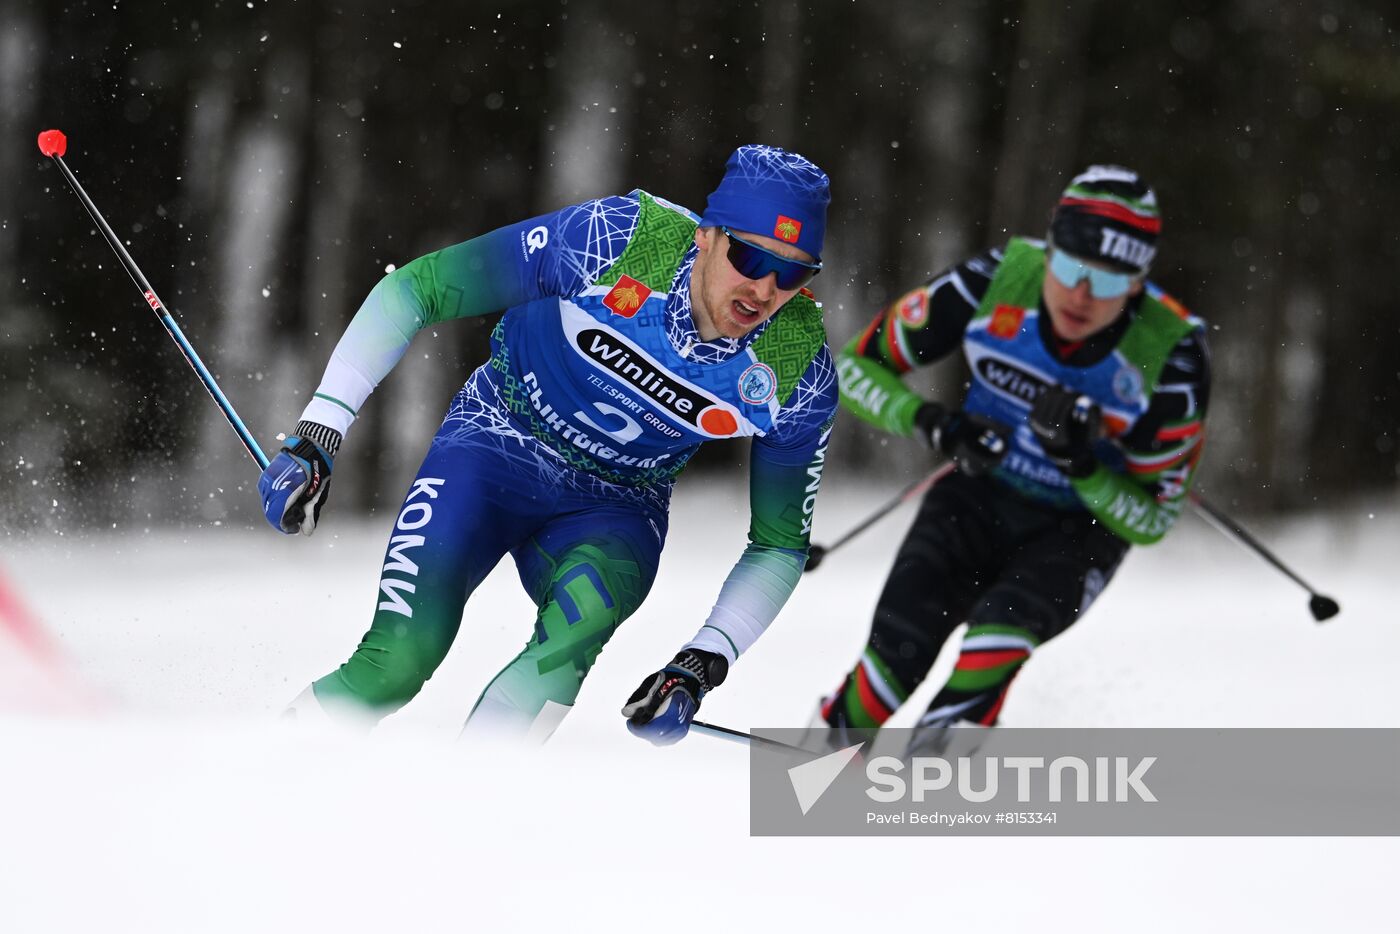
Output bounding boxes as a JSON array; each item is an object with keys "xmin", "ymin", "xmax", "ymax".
[
  {"xmin": 804, "ymin": 462, "xmax": 955, "ymax": 572},
  {"xmin": 36, "ymin": 128, "xmax": 269, "ymax": 469},
  {"xmin": 1186, "ymin": 491, "xmax": 1340, "ymax": 622},
  {"xmin": 690, "ymin": 719, "xmax": 818, "ymax": 757}
]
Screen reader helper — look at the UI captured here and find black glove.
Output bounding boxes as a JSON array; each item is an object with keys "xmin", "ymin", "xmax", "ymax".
[
  {"xmin": 914, "ymin": 402, "xmax": 1010, "ymax": 477},
  {"xmin": 621, "ymin": 649, "xmax": 728, "ymax": 746},
  {"xmin": 1028, "ymin": 386, "xmax": 1101, "ymax": 478}
]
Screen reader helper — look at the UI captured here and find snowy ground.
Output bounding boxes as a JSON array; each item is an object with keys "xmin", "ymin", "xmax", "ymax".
[{"xmin": 2, "ymin": 480, "xmax": 1397, "ymax": 932}]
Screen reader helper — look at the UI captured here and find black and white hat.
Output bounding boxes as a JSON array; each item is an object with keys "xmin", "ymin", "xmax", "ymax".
[{"xmin": 1049, "ymin": 165, "xmax": 1160, "ymax": 275}]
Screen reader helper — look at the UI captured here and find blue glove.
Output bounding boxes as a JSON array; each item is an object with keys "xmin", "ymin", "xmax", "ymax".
[
  {"xmin": 622, "ymin": 649, "xmax": 728, "ymax": 746},
  {"xmin": 257, "ymin": 421, "xmax": 341, "ymax": 536}
]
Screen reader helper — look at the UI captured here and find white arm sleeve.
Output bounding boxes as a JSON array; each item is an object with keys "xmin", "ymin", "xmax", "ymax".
[
  {"xmin": 683, "ymin": 544, "xmax": 805, "ymax": 666},
  {"xmin": 297, "ymin": 274, "xmax": 427, "ymax": 436}
]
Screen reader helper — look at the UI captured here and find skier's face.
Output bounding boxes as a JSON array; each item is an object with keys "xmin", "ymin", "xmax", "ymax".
[
  {"xmin": 689, "ymin": 227, "xmax": 813, "ymax": 341},
  {"xmin": 1041, "ymin": 251, "xmax": 1144, "ymax": 342}
]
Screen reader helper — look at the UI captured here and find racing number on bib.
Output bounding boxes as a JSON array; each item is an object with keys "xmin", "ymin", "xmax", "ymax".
[{"xmin": 574, "ymin": 402, "xmax": 643, "ymax": 443}]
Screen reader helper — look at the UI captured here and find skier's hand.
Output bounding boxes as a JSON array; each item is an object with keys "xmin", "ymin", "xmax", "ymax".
[
  {"xmin": 622, "ymin": 649, "xmax": 728, "ymax": 746},
  {"xmin": 914, "ymin": 402, "xmax": 1010, "ymax": 477},
  {"xmin": 1029, "ymin": 386, "xmax": 1100, "ymax": 478},
  {"xmin": 257, "ymin": 422, "xmax": 340, "ymax": 536}
]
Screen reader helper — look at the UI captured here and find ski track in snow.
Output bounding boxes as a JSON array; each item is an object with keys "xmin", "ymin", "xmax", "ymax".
[{"xmin": 2, "ymin": 482, "xmax": 1396, "ymax": 932}]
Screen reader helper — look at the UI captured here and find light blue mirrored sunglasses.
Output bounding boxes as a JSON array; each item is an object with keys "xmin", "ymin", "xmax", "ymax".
[{"xmin": 1048, "ymin": 249, "xmax": 1134, "ymax": 299}]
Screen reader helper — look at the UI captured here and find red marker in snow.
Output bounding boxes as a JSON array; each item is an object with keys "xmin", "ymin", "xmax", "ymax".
[{"xmin": 37, "ymin": 128, "xmax": 68, "ymax": 158}]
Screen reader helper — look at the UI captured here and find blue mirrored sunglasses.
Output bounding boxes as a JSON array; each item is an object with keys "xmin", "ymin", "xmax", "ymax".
[
  {"xmin": 722, "ymin": 227, "xmax": 822, "ymax": 291},
  {"xmin": 1048, "ymin": 249, "xmax": 1134, "ymax": 300}
]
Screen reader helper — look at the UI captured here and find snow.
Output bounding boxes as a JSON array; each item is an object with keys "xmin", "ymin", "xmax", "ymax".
[{"xmin": 2, "ymin": 482, "xmax": 1396, "ymax": 932}]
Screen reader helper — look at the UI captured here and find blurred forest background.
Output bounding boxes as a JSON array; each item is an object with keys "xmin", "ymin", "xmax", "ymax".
[{"xmin": 2, "ymin": 0, "xmax": 1398, "ymax": 531}]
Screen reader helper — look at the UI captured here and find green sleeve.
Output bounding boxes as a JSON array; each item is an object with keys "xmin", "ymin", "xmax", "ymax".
[
  {"xmin": 296, "ymin": 223, "xmax": 548, "ymax": 434},
  {"xmin": 834, "ymin": 335, "xmax": 925, "ymax": 436},
  {"xmin": 679, "ymin": 397, "xmax": 837, "ymax": 666},
  {"xmin": 380, "ymin": 223, "xmax": 540, "ymax": 328},
  {"xmin": 1071, "ymin": 464, "xmax": 1187, "ymax": 545},
  {"xmin": 1080, "ymin": 326, "xmax": 1211, "ymax": 545}
]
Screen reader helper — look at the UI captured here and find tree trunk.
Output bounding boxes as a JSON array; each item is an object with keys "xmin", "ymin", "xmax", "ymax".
[{"xmin": 987, "ymin": 0, "xmax": 1095, "ymax": 237}]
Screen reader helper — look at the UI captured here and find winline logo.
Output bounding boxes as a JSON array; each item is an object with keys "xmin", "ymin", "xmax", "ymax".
[{"xmin": 573, "ymin": 325, "xmax": 741, "ymax": 437}]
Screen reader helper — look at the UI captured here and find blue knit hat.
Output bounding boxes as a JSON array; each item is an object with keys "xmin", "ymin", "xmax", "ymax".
[{"xmin": 699, "ymin": 145, "xmax": 830, "ymax": 261}]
